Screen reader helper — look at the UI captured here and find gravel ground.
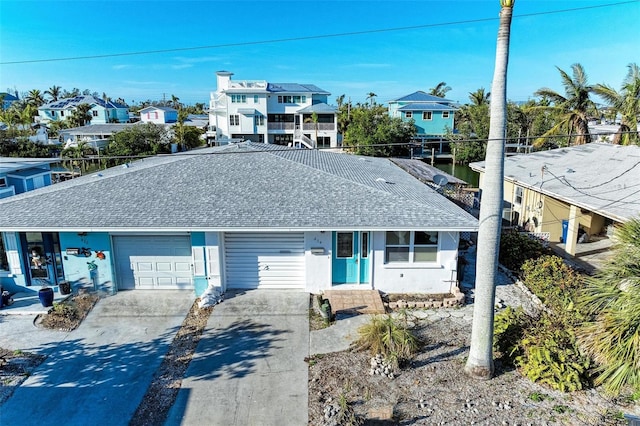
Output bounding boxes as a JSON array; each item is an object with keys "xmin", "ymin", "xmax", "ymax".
[{"xmin": 308, "ymin": 246, "xmax": 639, "ymax": 425}]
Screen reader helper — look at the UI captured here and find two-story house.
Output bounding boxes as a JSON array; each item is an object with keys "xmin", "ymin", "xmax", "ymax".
[
  {"xmin": 38, "ymin": 95, "xmax": 129, "ymax": 125},
  {"xmin": 388, "ymin": 91, "xmax": 458, "ymax": 156},
  {"xmin": 207, "ymin": 71, "xmax": 338, "ymax": 148}
]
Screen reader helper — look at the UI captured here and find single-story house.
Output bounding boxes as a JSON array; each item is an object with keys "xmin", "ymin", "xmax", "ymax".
[
  {"xmin": 0, "ymin": 143, "xmax": 478, "ymax": 297},
  {"xmin": 0, "ymin": 157, "xmax": 55, "ymax": 200},
  {"xmin": 470, "ymin": 143, "xmax": 640, "ymax": 256}
]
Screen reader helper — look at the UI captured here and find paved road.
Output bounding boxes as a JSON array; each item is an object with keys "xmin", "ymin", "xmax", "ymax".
[
  {"xmin": 0, "ymin": 291, "xmax": 193, "ymax": 426},
  {"xmin": 165, "ymin": 289, "xmax": 309, "ymax": 426}
]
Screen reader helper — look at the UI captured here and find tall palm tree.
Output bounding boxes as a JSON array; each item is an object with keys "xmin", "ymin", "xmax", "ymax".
[
  {"xmin": 469, "ymin": 88, "xmax": 491, "ymax": 106},
  {"xmin": 534, "ymin": 63, "xmax": 597, "ymax": 147},
  {"xmin": 429, "ymin": 82, "xmax": 452, "ymax": 98},
  {"xmin": 171, "ymin": 94, "xmax": 181, "ymax": 109},
  {"xmin": 25, "ymin": 89, "xmax": 45, "ymax": 108},
  {"xmin": 465, "ymin": 0, "xmax": 515, "ymax": 380},
  {"xmin": 366, "ymin": 92, "xmax": 377, "ymax": 107},
  {"xmin": 593, "ymin": 63, "xmax": 640, "ymax": 145},
  {"xmin": 45, "ymin": 85, "xmax": 62, "ymax": 102}
]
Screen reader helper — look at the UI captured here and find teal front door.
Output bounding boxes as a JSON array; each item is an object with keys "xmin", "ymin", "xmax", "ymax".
[{"xmin": 332, "ymin": 231, "xmax": 370, "ymax": 285}]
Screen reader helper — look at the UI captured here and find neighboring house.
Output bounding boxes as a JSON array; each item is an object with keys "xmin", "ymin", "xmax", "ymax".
[
  {"xmin": 0, "ymin": 143, "xmax": 477, "ymax": 298},
  {"xmin": 470, "ymin": 143, "xmax": 640, "ymax": 256},
  {"xmin": 0, "ymin": 157, "xmax": 55, "ymax": 199},
  {"xmin": 139, "ymin": 106, "xmax": 178, "ymax": 124},
  {"xmin": 208, "ymin": 71, "xmax": 339, "ymax": 148},
  {"xmin": 38, "ymin": 95, "xmax": 129, "ymax": 125},
  {"xmin": 0, "ymin": 92, "xmax": 20, "ymax": 110},
  {"xmin": 59, "ymin": 123, "xmax": 134, "ymax": 152},
  {"xmin": 388, "ymin": 91, "xmax": 458, "ymax": 155}
]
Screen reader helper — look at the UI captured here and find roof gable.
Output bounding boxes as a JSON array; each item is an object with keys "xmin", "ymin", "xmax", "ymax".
[{"xmin": 390, "ymin": 91, "xmax": 454, "ymax": 103}]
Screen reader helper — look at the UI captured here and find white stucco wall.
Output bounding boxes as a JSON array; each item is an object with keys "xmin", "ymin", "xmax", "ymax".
[
  {"xmin": 371, "ymin": 231, "xmax": 459, "ymax": 294},
  {"xmin": 304, "ymin": 231, "xmax": 332, "ymax": 293}
]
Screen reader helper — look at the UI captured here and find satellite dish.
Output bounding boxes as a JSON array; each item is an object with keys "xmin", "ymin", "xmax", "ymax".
[{"xmin": 432, "ymin": 174, "xmax": 449, "ymax": 187}]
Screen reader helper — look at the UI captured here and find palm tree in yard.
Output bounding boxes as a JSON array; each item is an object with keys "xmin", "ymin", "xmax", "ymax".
[
  {"xmin": 533, "ymin": 63, "xmax": 597, "ymax": 147},
  {"xmin": 464, "ymin": 0, "xmax": 515, "ymax": 380},
  {"xmin": 429, "ymin": 82, "xmax": 452, "ymax": 98},
  {"xmin": 469, "ymin": 87, "xmax": 491, "ymax": 106},
  {"xmin": 69, "ymin": 103, "xmax": 93, "ymax": 127},
  {"xmin": 593, "ymin": 63, "xmax": 640, "ymax": 145},
  {"xmin": 366, "ymin": 92, "xmax": 377, "ymax": 107},
  {"xmin": 25, "ymin": 89, "xmax": 45, "ymax": 108},
  {"xmin": 578, "ymin": 218, "xmax": 640, "ymax": 395},
  {"xmin": 45, "ymin": 85, "xmax": 62, "ymax": 102}
]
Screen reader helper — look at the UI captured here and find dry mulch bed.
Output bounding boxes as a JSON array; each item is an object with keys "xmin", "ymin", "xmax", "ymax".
[
  {"xmin": 129, "ymin": 301, "xmax": 213, "ymax": 426},
  {"xmin": 0, "ymin": 348, "xmax": 46, "ymax": 405},
  {"xmin": 309, "ymin": 316, "xmax": 635, "ymax": 425},
  {"xmin": 37, "ymin": 293, "xmax": 99, "ymax": 331}
]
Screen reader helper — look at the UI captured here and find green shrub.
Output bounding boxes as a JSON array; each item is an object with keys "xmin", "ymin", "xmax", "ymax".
[
  {"xmin": 493, "ymin": 306, "xmax": 527, "ymax": 364},
  {"xmin": 521, "ymin": 255, "xmax": 584, "ymax": 313},
  {"xmin": 515, "ymin": 313, "xmax": 591, "ymax": 392},
  {"xmin": 354, "ymin": 313, "xmax": 420, "ymax": 367},
  {"xmin": 499, "ymin": 231, "xmax": 550, "ymax": 272}
]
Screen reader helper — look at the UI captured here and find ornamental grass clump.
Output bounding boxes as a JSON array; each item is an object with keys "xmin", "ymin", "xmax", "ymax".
[{"xmin": 354, "ymin": 312, "xmax": 420, "ymax": 368}]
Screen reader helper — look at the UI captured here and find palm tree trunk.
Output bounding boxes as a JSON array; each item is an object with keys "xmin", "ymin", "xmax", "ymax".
[{"xmin": 465, "ymin": 1, "xmax": 514, "ymax": 379}]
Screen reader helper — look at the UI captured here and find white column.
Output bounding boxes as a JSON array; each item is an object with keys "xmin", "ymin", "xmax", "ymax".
[{"xmin": 565, "ymin": 205, "xmax": 580, "ymax": 256}]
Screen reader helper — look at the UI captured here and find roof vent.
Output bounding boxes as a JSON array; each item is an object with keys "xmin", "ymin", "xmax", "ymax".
[{"xmin": 376, "ymin": 177, "xmax": 394, "ymax": 184}]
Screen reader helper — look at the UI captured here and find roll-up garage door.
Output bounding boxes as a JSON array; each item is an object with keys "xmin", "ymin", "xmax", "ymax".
[{"xmin": 224, "ymin": 233, "xmax": 305, "ymax": 289}]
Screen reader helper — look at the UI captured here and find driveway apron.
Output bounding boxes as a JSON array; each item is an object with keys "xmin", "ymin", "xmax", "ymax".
[
  {"xmin": 165, "ymin": 290, "xmax": 309, "ymax": 426},
  {"xmin": 0, "ymin": 290, "xmax": 194, "ymax": 426}
]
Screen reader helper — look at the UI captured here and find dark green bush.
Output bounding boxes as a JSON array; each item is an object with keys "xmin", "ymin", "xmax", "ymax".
[
  {"xmin": 499, "ymin": 230, "xmax": 550, "ymax": 272},
  {"xmin": 521, "ymin": 255, "xmax": 584, "ymax": 314}
]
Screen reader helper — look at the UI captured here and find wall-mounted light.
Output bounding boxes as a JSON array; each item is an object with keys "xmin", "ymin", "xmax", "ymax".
[{"xmin": 77, "ymin": 232, "xmax": 87, "ymax": 236}]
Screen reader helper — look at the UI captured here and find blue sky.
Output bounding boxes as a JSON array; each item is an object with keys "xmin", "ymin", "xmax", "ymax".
[{"xmin": 1, "ymin": 0, "xmax": 638, "ymax": 106}]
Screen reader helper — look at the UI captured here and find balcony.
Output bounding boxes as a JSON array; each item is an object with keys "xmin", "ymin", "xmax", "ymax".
[
  {"xmin": 302, "ymin": 123, "xmax": 335, "ymax": 131},
  {"xmin": 267, "ymin": 123, "xmax": 295, "ymax": 131}
]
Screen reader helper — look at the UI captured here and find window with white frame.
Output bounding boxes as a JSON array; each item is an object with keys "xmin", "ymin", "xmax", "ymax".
[
  {"xmin": 230, "ymin": 115, "xmax": 240, "ymax": 126},
  {"xmin": 253, "ymin": 95, "xmax": 259, "ymax": 104},
  {"xmin": 405, "ymin": 111, "xmax": 413, "ymax": 118},
  {"xmin": 255, "ymin": 115, "xmax": 264, "ymax": 126},
  {"xmin": 423, "ymin": 111, "xmax": 433, "ymax": 120},
  {"xmin": 442, "ymin": 111, "xmax": 450, "ymax": 118},
  {"xmin": 385, "ymin": 231, "xmax": 438, "ymax": 263},
  {"xmin": 515, "ymin": 186, "xmax": 523, "ymax": 205},
  {"xmin": 231, "ymin": 94, "xmax": 247, "ymax": 103},
  {"xmin": 277, "ymin": 95, "xmax": 293, "ymax": 103}
]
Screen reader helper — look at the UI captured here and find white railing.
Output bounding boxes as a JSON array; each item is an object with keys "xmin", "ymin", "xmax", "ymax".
[
  {"xmin": 302, "ymin": 123, "xmax": 335, "ymax": 131},
  {"xmin": 294, "ymin": 133, "xmax": 315, "ymax": 149},
  {"xmin": 267, "ymin": 123, "xmax": 295, "ymax": 130},
  {"xmin": 519, "ymin": 231, "xmax": 551, "ymax": 247}
]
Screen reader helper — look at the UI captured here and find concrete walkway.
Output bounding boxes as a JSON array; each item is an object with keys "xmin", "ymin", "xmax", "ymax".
[
  {"xmin": 165, "ymin": 289, "xmax": 309, "ymax": 426},
  {"xmin": 0, "ymin": 290, "xmax": 194, "ymax": 426}
]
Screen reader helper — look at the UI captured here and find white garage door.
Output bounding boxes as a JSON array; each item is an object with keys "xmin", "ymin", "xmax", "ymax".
[
  {"xmin": 113, "ymin": 235, "xmax": 192, "ymax": 290},
  {"xmin": 224, "ymin": 233, "xmax": 305, "ymax": 289}
]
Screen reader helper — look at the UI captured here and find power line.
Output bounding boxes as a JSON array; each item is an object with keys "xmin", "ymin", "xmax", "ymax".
[{"xmin": 1, "ymin": 1, "xmax": 636, "ymax": 65}]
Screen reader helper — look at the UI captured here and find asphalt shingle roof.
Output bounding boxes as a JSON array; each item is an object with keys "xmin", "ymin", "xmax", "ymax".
[
  {"xmin": 0, "ymin": 143, "xmax": 477, "ymax": 232},
  {"xmin": 389, "ymin": 91, "xmax": 453, "ymax": 103},
  {"xmin": 470, "ymin": 143, "xmax": 640, "ymax": 223}
]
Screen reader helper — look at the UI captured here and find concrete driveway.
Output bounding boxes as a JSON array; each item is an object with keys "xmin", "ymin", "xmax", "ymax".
[
  {"xmin": 165, "ymin": 289, "xmax": 309, "ymax": 426},
  {"xmin": 0, "ymin": 290, "xmax": 194, "ymax": 426}
]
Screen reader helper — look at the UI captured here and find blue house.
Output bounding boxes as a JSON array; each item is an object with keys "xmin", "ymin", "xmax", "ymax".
[
  {"xmin": 388, "ymin": 91, "xmax": 458, "ymax": 156},
  {"xmin": 38, "ymin": 95, "xmax": 130, "ymax": 125},
  {"xmin": 0, "ymin": 158, "xmax": 55, "ymax": 200},
  {"xmin": 0, "ymin": 143, "xmax": 477, "ymax": 299},
  {"xmin": 0, "ymin": 92, "xmax": 20, "ymax": 111}
]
